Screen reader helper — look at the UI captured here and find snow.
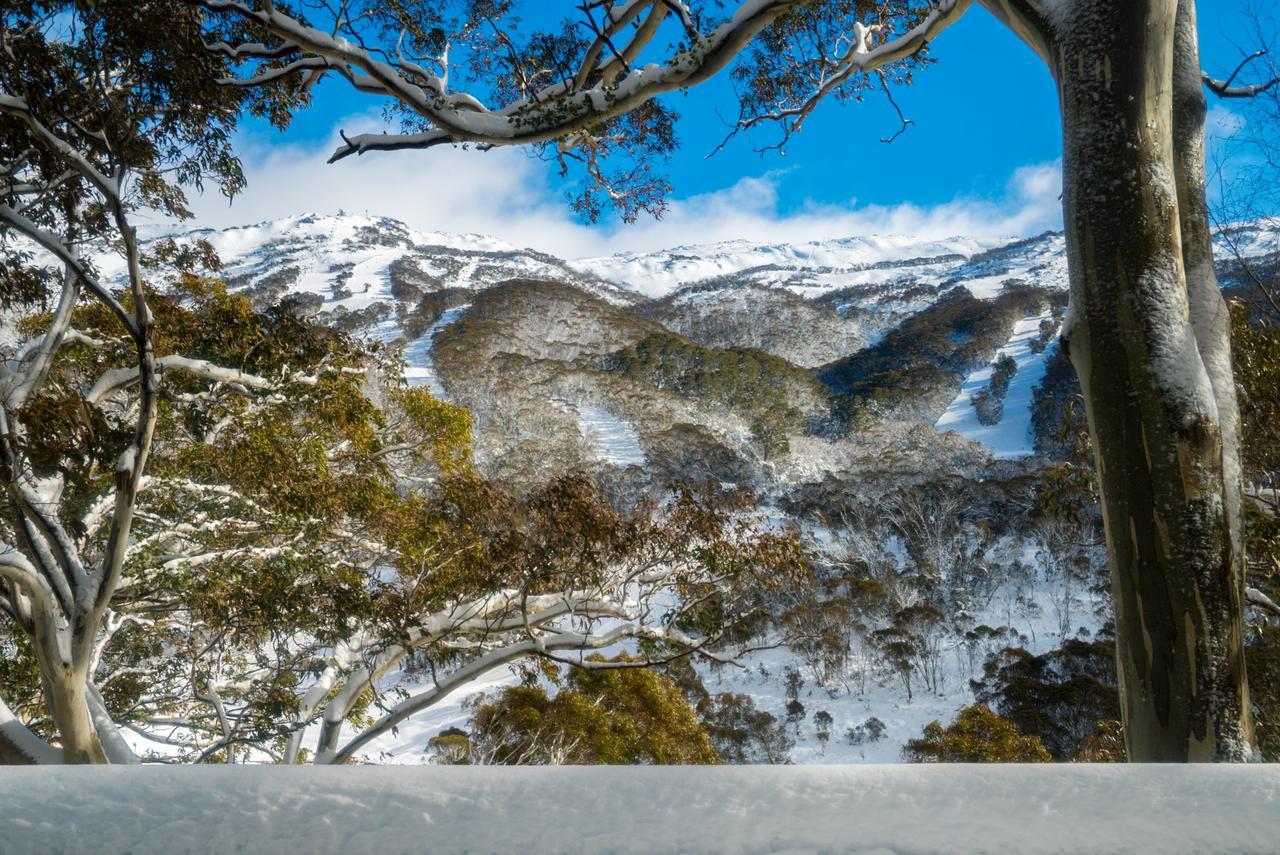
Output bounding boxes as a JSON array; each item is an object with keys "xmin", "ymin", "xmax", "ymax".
[
  {"xmin": 3, "ymin": 765, "xmax": 1278, "ymax": 854},
  {"xmin": 684, "ymin": 535, "xmax": 1103, "ymax": 766},
  {"xmin": 400, "ymin": 304, "xmax": 471, "ymax": 398},
  {"xmin": 935, "ymin": 313, "xmax": 1057, "ymax": 460},
  {"xmin": 341, "ymin": 529, "xmax": 1102, "ymax": 767},
  {"xmin": 574, "ymin": 234, "xmax": 1008, "ymax": 299},
  {"xmin": 547, "ymin": 398, "xmax": 646, "ymax": 468},
  {"xmin": 574, "ymin": 402, "xmax": 647, "ymax": 467}
]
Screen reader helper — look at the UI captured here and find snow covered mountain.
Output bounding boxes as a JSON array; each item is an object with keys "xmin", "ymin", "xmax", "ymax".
[
  {"xmin": 142, "ymin": 211, "xmax": 636, "ymax": 311},
  {"xmin": 132, "ymin": 214, "xmax": 1084, "ymax": 474},
  {"xmin": 574, "ymin": 233, "xmax": 1033, "ymax": 298},
  {"xmin": 81, "ymin": 212, "xmax": 1280, "ymax": 765}
]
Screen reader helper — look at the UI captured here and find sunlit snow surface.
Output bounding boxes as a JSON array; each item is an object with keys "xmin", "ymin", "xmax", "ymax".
[
  {"xmin": 573, "ymin": 234, "xmax": 1013, "ymax": 298},
  {"xmin": 935, "ymin": 313, "xmax": 1057, "ymax": 459},
  {"xmin": 400, "ymin": 305, "xmax": 471, "ymax": 398},
  {"xmin": 4, "ymin": 765, "xmax": 1279, "ymax": 855},
  {"xmin": 573, "ymin": 402, "xmax": 647, "ymax": 467}
]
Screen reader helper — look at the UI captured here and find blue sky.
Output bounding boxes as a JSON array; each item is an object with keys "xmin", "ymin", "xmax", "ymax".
[{"xmin": 189, "ymin": 1, "xmax": 1266, "ymax": 257}]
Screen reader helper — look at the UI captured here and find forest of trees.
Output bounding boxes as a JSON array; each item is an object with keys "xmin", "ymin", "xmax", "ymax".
[{"xmin": 2, "ymin": 0, "xmax": 1279, "ymax": 767}]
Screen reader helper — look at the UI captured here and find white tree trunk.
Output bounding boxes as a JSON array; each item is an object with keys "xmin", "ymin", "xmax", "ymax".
[{"xmin": 1050, "ymin": 0, "xmax": 1255, "ymax": 761}]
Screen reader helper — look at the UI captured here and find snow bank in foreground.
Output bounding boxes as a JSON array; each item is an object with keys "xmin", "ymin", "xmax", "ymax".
[{"xmin": 3, "ymin": 765, "xmax": 1277, "ymax": 854}]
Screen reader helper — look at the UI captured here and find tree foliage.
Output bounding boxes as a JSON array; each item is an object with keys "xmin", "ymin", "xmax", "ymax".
[
  {"xmin": 971, "ymin": 640, "xmax": 1120, "ymax": 760},
  {"xmin": 460, "ymin": 654, "xmax": 721, "ymax": 765},
  {"xmin": 904, "ymin": 704, "xmax": 1051, "ymax": 763}
]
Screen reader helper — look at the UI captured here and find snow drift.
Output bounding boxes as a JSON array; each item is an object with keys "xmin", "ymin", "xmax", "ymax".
[{"xmin": 2, "ymin": 765, "xmax": 1278, "ymax": 854}]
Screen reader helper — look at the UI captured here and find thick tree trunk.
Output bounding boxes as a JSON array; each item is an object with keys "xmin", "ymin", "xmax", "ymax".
[
  {"xmin": 47, "ymin": 670, "xmax": 108, "ymax": 764},
  {"xmin": 1052, "ymin": 0, "xmax": 1255, "ymax": 760}
]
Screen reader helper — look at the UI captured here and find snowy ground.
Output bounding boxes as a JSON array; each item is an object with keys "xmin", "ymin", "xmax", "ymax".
[
  {"xmin": 697, "ymin": 544, "xmax": 1099, "ymax": 765},
  {"xmin": 935, "ymin": 313, "xmax": 1057, "ymax": 460},
  {"xmin": 344, "ymin": 535, "xmax": 1100, "ymax": 766},
  {"xmin": 4, "ymin": 765, "xmax": 1278, "ymax": 854}
]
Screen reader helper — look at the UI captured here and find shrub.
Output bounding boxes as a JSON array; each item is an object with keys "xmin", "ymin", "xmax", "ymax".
[
  {"xmin": 785, "ymin": 699, "xmax": 806, "ymax": 733},
  {"xmin": 814, "ymin": 710, "xmax": 834, "ymax": 748},
  {"xmin": 904, "ymin": 705, "xmax": 1051, "ymax": 763},
  {"xmin": 462, "ymin": 656, "xmax": 720, "ymax": 765},
  {"xmin": 605, "ymin": 331, "xmax": 827, "ymax": 456},
  {"xmin": 696, "ymin": 692, "xmax": 794, "ymax": 764},
  {"xmin": 971, "ymin": 387, "xmax": 1003, "ymax": 426},
  {"xmin": 846, "ymin": 715, "xmax": 887, "ymax": 746},
  {"xmin": 1074, "ymin": 719, "xmax": 1125, "ymax": 762},
  {"xmin": 970, "ymin": 639, "xmax": 1119, "ymax": 759},
  {"xmin": 819, "ymin": 286, "xmax": 1048, "ymax": 426},
  {"xmin": 990, "ymin": 353, "xmax": 1018, "ymax": 396}
]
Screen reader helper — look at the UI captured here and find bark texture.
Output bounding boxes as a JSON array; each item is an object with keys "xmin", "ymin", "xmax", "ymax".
[{"xmin": 1048, "ymin": 0, "xmax": 1255, "ymax": 760}]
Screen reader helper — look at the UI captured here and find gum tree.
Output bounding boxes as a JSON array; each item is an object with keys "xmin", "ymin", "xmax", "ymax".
[
  {"xmin": 1, "ymin": 1, "xmax": 806, "ymax": 765},
  {"xmin": 192, "ymin": 0, "xmax": 1280, "ymax": 760},
  {"xmin": 0, "ymin": 0, "xmax": 262, "ymax": 762}
]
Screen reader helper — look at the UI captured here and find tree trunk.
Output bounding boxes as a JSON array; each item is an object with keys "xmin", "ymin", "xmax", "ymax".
[
  {"xmin": 1052, "ymin": 0, "xmax": 1255, "ymax": 760},
  {"xmin": 47, "ymin": 669, "xmax": 107, "ymax": 764}
]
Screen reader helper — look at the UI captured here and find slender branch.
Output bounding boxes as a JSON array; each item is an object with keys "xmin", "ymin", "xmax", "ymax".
[{"xmin": 1203, "ymin": 49, "xmax": 1279, "ymax": 99}]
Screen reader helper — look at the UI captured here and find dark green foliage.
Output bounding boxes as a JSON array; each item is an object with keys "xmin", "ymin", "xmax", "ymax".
[
  {"xmin": 785, "ymin": 699, "xmax": 806, "ymax": 732},
  {"xmin": 1030, "ymin": 345, "xmax": 1091, "ymax": 462},
  {"xmin": 990, "ymin": 353, "xmax": 1018, "ymax": 396},
  {"xmin": 462, "ymin": 657, "xmax": 721, "ymax": 765},
  {"xmin": 846, "ymin": 716, "xmax": 887, "ymax": 746},
  {"xmin": 1231, "ymin": 302, "xmax": 1280, "ymax": 483},
  {"xmin": 970, "ymin": 639, "xmax": 1120, "ymax": 760},
  {"xmin": 605, "ymin": 331, "xmax": 828, "ymax": 457},
  {"xmin": 1247, "ymin": 623, "xmax": 1280, "ymax": 762},
  {"xmin": 662, "ymin": 658, "xmax": 794, "ymax": 764},
  {"xmin": 696, "ymin": 692, "xmax": 795, "ymax": 764},
  {"xmin": 819, "ymin": 287, "xmax": 1047, "ymax": 426},
  {"xmin": 813, "ymin": 710, "xmax": 833, "ymax": 748},
  {"xmin": 1029, "ymin": 318, "xmax": 1057, "ymax": 354},
  {"xmin": 971, "ymin": 386, "xmax": 1003, "ymax": 426},
  {"xmin": 1218, "ymin": 303, "xmax": 1280, "ymax": 759}
]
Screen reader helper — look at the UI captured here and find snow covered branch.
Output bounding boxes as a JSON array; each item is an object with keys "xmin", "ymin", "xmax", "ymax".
[
  {"xmin": 190, "ymin": 1, "xmax": 811, "ymax": 159},
  {"xmin": 1203, "ymin": 49, "xmax": 1280, "ymax": 99}
]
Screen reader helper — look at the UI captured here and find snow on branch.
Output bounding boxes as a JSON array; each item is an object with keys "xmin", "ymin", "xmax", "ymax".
[
  {"xmin": 1246, "ymin": 586, "xmax": 1280, "ymax": 619},
  {"xmin": 192, "ymin": 0, "xmax": 818, "ymax": 162},
  {"xmin": 1203, "ymin": 48, "xmax": 1280, "ymax": 99},
  {"xmin": 325, "ymin": 622, "xmax": 692, "ymax": 764}
]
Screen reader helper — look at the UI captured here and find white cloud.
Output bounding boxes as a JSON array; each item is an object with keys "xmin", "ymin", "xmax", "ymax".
[
  {"xmin": 1206, "ymin": 104, "xmax": 1246, "ymax": 141},
  {"xmin": 184, "ymin": 113, "xmax": 1062, "ymax": 260},
  {"xmin": 607, "ymin": 161, "xmax": 1063, "ymax": 256}
]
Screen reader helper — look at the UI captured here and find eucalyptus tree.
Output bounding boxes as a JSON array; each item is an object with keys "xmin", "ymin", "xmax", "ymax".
[
  {"xmin": 190, "ymin": 0, "xmax": 1280, "ymax": 760},
  {"xmin": 0, "ymin": 272, "xmax": 803, "ymax": 765},
  {"xmin": 1, "ymin": 1, "xmax": 805, "ymax": 766},
  {"xmin": 0, "ymin": 0, "xmax": 282, "ymax": 763}
]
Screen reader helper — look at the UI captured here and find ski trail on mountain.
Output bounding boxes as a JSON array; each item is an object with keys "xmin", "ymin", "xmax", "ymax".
[
  {"xmin": 575, "ymin": 403, "xmax": 646, "ymax": 467},
  {"xmin": 403, "ymin": 305, "xmax": 471, "ymax": 398},
  {"xmin": 935, "ymin": 313, "xmax": 1057, "ymax": 459}
]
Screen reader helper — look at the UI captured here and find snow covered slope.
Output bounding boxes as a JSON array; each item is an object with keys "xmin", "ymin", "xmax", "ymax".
[
  {"xmin": 4, "ymin": 765, "xmax": 1279, "ymax": 855},
  {"xmin": 574, "ymin": 234, "xmax": 1010, "ymax": 298},
  {"xmin": 135, "ymin": 212, "xmax": 634, "ymax": 308},
  {"xmin": 935, "ymin": 314, "xmax": 1058, "ymax": 459},
  {"xmin": 397, "ymin": 304, "xmax": 471, "ymax": 398},
  {"xmin": 572, "ymin": 401, "xmax": 648, "ymax": 467},
  {"xmin": 81, "ymin": 214, "xmax": 1279, "ymax": 477},
  {"xmin": 574, "ymin": 231, "xmax": 1070, "ymax": 302}
]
